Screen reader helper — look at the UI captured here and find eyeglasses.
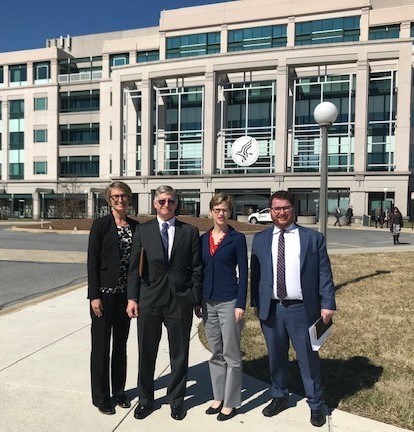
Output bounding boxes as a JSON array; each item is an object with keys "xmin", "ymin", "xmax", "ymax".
[
  {"xmin": 157, "ymin": 199, "xmax": 177, "ymax": 206},
  {"xmin": 212, "ymin": 208, "xmax": 229, "ymax": 215},
  {"xmin": 270, "ymin": 206, "xmax": 293, "ymax": 213},
  {"xmin": 111, "ymin": 194, "xmax": 129, "ymax": 201}
]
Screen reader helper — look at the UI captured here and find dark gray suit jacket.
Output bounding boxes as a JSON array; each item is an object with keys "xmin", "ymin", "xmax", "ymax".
[{"xmin": 127, "ymin": 218, "xmax": 202, "ymax": 308}]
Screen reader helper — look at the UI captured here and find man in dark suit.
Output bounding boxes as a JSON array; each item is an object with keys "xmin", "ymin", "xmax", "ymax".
[
  {"xmin": 251, "ymin": 190, "xmax": 335, "ymax": 428},
  {"xmin": 127, "ymin": 185, "xmax": 202, "ymax": 421}
]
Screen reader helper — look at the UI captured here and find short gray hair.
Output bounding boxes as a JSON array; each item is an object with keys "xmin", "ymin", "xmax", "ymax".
[{"xmin": 154, "ymin": 185, "xmax": 178, "ymax": 201}]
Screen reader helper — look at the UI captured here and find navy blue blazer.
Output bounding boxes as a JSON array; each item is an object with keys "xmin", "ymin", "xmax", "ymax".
[
  {"xmin": 250, "ymin": 224, "xmax": 336, "ymax": 325},
  {"xmin": 201, "ymin": 226, "xmax": 248, "ymax": 309},
  {"xmin": 87, "ymin": 213, "xmax": 138, "ymax": 300}
]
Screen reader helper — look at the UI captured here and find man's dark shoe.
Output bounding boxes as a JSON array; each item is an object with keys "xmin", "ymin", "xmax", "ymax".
[
  {"xmin": 171, "ymin": 404, "xmax": 186, "ymax": 420},
  {"xmin": 97, "ymin": 402, "xmax": 115, "ymax": 415},
  {"xmin": 310, "ymin": 409, "xmax": 326, "ymax": 427},
  {"xmin": 134, "ymin": 403, "xmax": 153, "ymax": 419},
  {"xmin": 114, "ymin": 394, "xmax": 131, "ymax": 409},
  {"xmin": 262, "ymin": 397, "xmax": 289, "ymax": 417}
]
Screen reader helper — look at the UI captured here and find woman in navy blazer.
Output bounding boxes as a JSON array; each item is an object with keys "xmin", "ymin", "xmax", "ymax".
[
  {"xmin": 196, "ymin": 193, "xmax": 248, "ymax": 421},
  {"xmin": 87, "ymin": 181, "xmax": 138, "ymax": 415}
]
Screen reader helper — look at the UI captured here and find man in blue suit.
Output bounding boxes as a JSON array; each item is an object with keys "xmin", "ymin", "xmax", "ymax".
[{"xmin": 251, "ymin": 190, "xmax": 335, "ymax": 428}]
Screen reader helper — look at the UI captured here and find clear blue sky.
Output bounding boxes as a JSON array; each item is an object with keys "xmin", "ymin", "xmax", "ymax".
[{"xmin": 0, "ymin": 0, "xmax": 230, "ymax": 53}]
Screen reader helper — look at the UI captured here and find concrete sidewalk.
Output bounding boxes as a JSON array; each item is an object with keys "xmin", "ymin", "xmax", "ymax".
[{"xmin": 0, "ymin": 287, "xmax": 411, "ymax": 432}]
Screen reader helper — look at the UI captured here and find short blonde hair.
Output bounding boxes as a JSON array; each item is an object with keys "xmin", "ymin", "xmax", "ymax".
[
  {"xmin": 105, "ymin": 181, "xmax": 132, "ymax": 204},
  {"xmin": 209, "ymin": 193, "xmax": 234, "ymax": 211}
]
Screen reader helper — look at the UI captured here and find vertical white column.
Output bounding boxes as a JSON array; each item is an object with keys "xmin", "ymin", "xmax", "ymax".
[
  {"xmin": 140, "ymin": 77, "xmax": 151, "ymax": 177},
  {"xmin": 395, "ymin": 44, "xmax": 412, "ymax": 171},
  {"xmin": 275, "ymin": 64, "xmax": 288, "ymax": 173},
  {"xmin": 359, "ymin": 7, "xmax": 370, "ymax": 42},
  {"xmin": 203, "ymin": 69, "xmax": 215, "ymax": 175},
  {"xmin": 287, "ymin": 17, "xmax": 295, "ymax": 47},
  {"xmin": 220, "ymin": 25, "xmax": 228, "ymax": 53},
  {"xmin": 354, "ymin": 59, "xmax": 369, "ymax": 172}
]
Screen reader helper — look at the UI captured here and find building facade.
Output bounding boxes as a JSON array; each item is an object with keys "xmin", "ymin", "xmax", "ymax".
[{"xmin": 0, "ymin": 0, "xmax": 413, "ymax": 220}]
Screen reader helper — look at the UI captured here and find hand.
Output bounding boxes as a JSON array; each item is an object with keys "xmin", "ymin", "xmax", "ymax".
[
  {"xmin": 234, "ymin": 308, "xmax": 245, "ymax": 322},
  {"xmin": 321, "ymin": 309, "xmax": 334, "ymax": 324},
  {"xmin": 91, "ymin": 299, "xmax": 103, "ymax": 317},
  {"xmin": 127, "ymin": 300, "xmax": 139, "ymax": 318},
  {"xmin": 194, "ymin": 305, "xmax": 202, "ymax": 319}
]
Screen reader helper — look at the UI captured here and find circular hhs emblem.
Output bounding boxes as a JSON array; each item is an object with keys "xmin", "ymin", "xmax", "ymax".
[{"xmin": 231, "ymin": 136, "xmax": 259, "ymax": 166}]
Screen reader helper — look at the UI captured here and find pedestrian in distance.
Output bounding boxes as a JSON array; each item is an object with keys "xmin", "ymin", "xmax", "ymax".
[
  {"xmin": 374, "ymin": 207, "xmax": 382, "ymax": 228},
  {"xmin": 389, "ymin": 207, "xmax": 403, "ymax": 245},
  {"xmin": 195, "ymin": 193, "xmax": 248, "ymax": 421},
  {"xmin": 87, "ymin": 181, "xmax": 138, "ymax": 415},
  {"xmin": 127, "ymin": 185, "xmax": 202, "ymax": 421},
  {"xmin": 333, "ymin": 207, "xmax": 341, "ymax": 226},
  {"xmin": 345, "ymin": 205, "xmax": 353, "ymax": 226},
  {"xmin": 251, "ymin": 190, "xmax": 336, "ymax": 428}
]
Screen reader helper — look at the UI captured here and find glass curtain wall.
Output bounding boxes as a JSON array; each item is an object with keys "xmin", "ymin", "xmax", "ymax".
[
  {"xmin": 367, "ymin": 71, "xmax": 396, "ymax": 171},
  {"xmin": 122, "ymin": 88, "xmax": 141, "ymax": 176},
  {"xmin": 218, "ymin": 81, "xmax": 276, "ymax": 174},
  {"xmin": 153, "ymin": 86, "xmax": 203, "ymax": 175},
  {"xmin": 292, "ymin": 74, "xmax": 355, "ymax": 173}
]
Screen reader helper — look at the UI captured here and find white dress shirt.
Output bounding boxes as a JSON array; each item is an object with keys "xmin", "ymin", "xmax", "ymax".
[
  {"xmin": 272, "ymin": 223, "xmax": 302, "ymax": 300},
  {"xmin": 157, "ymin": 216, "xmax": 176, "ymax": 260}
]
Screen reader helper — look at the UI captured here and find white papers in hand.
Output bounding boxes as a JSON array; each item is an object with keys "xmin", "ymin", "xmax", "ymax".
[{"xmin": 308, "ymin": 317, "xmax": 333, "ymax": 351}]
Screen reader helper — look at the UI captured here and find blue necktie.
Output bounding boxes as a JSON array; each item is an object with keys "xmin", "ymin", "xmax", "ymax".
[
  {"xmin": 277, "ymin": 229, "xmax": 287, "ymax": 299},
  {"xmin": 161, "ymin": 222, "xmax": 169, "ymax": 260}
]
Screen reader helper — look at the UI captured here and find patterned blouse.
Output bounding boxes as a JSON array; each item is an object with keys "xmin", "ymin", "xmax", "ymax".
[{"xmin": 100, "ymin": 225, "xmax": 133, "ymax": 294}]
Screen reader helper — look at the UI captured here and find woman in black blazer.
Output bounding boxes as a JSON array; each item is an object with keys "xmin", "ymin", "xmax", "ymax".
[
  {"xmin": 87, "ymin": 181, "xmax": 138, "ymax": 415},
  {"xmin": 196, "ymin": 193, "xmax": 248, "ymax": 421}
]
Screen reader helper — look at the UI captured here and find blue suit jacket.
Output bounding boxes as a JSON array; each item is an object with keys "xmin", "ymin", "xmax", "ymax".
[
  {"xmin": 250, "ymin": 224, "xmax": 336, "ymax": 324},
  {"xmin": 201, "ymin": 226, "xmax": 248, "ymax": 309}
]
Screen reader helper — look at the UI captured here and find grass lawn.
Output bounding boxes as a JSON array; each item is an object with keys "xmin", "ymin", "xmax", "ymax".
[{"xmin": 200, "ymin": 252, "xmax": 414, "ymax": 430}]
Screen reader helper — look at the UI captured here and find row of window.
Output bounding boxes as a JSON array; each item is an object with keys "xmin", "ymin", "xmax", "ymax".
[{"xmin": 6, "ymin": 156, "xmax": 100, "ymax": 179}]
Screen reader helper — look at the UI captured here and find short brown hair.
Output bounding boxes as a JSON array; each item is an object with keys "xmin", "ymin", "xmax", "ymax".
[
  {"xmin": 210, "ymin": 193, "xmax": 234, "ymax": 211},
  {"xmin": 268, "ymin": 190, "xmax": 294, "ymax": 208},
  {"xmin": 105, "ymin": 181, "xmax": 132, "ymax": 204}
]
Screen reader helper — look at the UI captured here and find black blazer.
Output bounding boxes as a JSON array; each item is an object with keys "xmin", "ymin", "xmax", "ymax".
[
  {"xmin": 127, "ymin": 218, "xmax": 202, "ymax": 308},
  {"xmin": 87, "ymin": 213, "xmax": 138, "ymax": 299}
]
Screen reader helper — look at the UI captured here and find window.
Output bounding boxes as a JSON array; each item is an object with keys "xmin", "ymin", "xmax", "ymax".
[
  {"xmin": 34, "ymin": 97, "xmax": 48, "ymax": 111},
  {"xmin": 9, "ymin": 163, "xmax": 24, "ymax": 179},
  {"xmin": 228, "ymin": 25, "xmax": 287, "ymax": 52},
  {"xmin": 34, "ymin": 62, "xmax": 50, "ymax": 82},
  {"xmin": 59, "ymin": 155, "xmax": 99, "ymax": 177},
  {"xmin": 34, "ymin": 129, "xmax": 47, "ymax": 143},
  {"xmin": 137, "ymin": 50, "xmax": 159, "ymax": 62},
  {"xmin": 166, "ymin": 32, "xmax": 220, "ymax": 58},
  {"xmin": 34, "ymin": 161, "xmax": 47, "ymax": 175},
  {"xmin": 9, "ymin": 132, "xmax": 24, "ymax": 149},
  {"xmin": 110, "ymin": 53, "xmax": 129, "ymax": 67},
  {"xmin": 369, "ymin": 25, "xmax": 400, "ymax": 40},
  {"xmin": 9, "ymin": 100, "xmax": 24, "ymax": 119},
  {"xmin": 60, "ymin": 90, "xmax": 100, "ymax": 112},
  {"xmin": 59, "ymin": 123, "xmax": 99, "ymax": 145},
  {"xmin": 0, "ymin": 66, "xmax": 3, "ymax": 85},
  {"xmin": 295, "ymin": 16, "xmax": 360, "ymax": 45},
  {"xmin": 9, "ymin": 64, "xmax": 27, "ymax": 85}
]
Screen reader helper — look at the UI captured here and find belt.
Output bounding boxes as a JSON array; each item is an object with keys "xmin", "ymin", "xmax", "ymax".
[{"xmin": 273, "ymin": 299, "xmax": 303, "ymax": 307}]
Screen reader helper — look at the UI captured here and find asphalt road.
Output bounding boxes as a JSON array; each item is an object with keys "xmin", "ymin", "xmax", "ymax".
[{"xmin": 1, "ymin": 224, "xmax": 414, "ymax": 310}]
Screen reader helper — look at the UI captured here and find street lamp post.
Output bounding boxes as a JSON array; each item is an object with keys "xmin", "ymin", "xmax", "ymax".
[{"xmin": 313, "ymin": 102, "xmax": 338, "ymax": 238}]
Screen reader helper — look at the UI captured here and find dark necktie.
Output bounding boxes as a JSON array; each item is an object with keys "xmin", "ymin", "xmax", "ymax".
[
  {"xmin": 277, "ymin": 229, "xmax": 287, "ymax": 299},
  {"xmin": 161, "ymin": 222, "xmax": 169, "ymax": 259}
]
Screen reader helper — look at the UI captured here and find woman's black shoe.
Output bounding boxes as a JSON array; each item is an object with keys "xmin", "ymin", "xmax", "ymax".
[
  {"xmin": 206, "ymin": 402, "xmax": 223, "ymax": 415},
  {"xmin": 217, "ymin": 408, "xmax": 236, "ymax": 421},
  {"xmin": 114, "ymin": 394, "xmax": 131, "ymax": 408}
]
